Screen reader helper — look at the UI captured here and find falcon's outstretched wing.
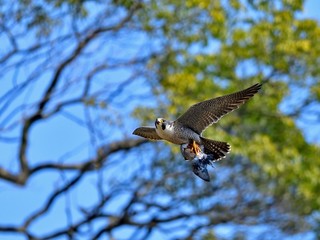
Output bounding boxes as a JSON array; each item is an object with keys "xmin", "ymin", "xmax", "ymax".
[
  {"xmin": 176, "ymin": 83, "xmax": 262, "ymax": 134},
  {"xmin": 132, "ymin": 127, "xmax": 162, "ymax": 140}
]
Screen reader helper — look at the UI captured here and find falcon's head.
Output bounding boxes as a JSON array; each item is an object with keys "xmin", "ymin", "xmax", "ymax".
[{"xmin": 155, "ymin": 118, "xmax": 167, "ymax": 130}]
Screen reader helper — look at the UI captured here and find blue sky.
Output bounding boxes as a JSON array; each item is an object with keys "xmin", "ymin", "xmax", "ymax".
[{"xmin": 304, "ymin": 0, "xmax": 320, "ymax": 21}]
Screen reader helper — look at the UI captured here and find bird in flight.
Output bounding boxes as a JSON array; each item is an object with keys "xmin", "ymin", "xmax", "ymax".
[{"xmin": 133, "ymin": 83, "xmax": 262, "ymax": 181}]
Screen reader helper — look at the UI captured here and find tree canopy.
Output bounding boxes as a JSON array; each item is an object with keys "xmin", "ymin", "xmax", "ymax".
[{"xmin": 0, "ymin": 0, "xmax": 319, "ymax": 239}]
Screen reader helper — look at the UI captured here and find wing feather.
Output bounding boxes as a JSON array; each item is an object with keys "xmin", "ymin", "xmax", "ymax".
[
  {"xmin": 132, "ymin": 127, "xmax": 162, "ymax": 140},
  {"xmin": 176, "ymin": 83, "xmax": 262, "ymax": 134}
]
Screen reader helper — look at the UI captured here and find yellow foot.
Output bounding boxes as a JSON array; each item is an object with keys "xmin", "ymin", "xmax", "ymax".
[{"xmin": 190, "ymin": 140, "xmax": 201, "ymax": 155}]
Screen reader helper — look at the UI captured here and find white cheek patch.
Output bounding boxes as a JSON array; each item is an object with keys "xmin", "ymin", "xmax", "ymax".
[{"xmin": 165, "ymin": 124, "xmax": 174, "ymax": 133}]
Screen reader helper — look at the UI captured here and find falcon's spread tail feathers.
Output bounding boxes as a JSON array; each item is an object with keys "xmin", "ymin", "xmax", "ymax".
[{"xmin": 200, "ymin": 137, "xmax": 231, "ymax": 161}]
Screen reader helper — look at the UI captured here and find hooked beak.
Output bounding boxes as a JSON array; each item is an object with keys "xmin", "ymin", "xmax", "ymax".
[{"xmin": 155, "ymin": 118, "xmax": 162, "ymax": 127}]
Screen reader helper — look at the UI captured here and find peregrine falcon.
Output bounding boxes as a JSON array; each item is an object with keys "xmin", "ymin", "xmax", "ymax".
[{"xmin": 133, "ymin": 83, "xmax": 262, "ymax": 181}]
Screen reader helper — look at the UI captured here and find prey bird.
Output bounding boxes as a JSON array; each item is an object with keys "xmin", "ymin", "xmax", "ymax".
[{"xmin": 133, "ymin": 83, "xmax": 262, "ymax": 181}]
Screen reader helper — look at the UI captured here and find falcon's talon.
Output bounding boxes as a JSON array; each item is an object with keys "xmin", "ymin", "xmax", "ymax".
[{"xmin": 191, "ymin": 141, "xmax": 202, "ymax": 156}]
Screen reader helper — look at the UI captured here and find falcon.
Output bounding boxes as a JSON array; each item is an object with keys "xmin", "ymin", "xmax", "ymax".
[{"xmin": 133, "ymin": 83, "xmax": 262, "ymax": 180}]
